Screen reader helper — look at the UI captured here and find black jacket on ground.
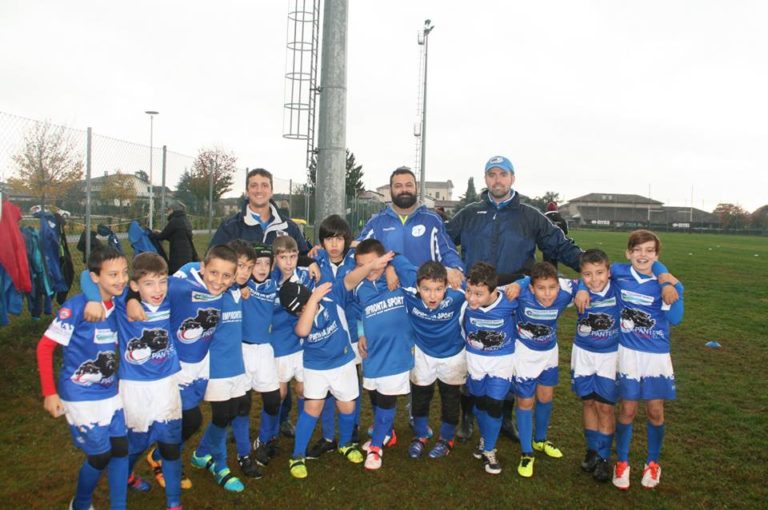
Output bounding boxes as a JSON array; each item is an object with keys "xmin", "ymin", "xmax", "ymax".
[{"xmin": 152, "ymin": 210, "xmax": 197, "ymax": 274}]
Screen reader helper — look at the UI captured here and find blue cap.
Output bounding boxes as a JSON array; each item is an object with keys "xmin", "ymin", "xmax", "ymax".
[{"xmin": 484, "ymin": 156, "xmax": 514, "ymax": 174}]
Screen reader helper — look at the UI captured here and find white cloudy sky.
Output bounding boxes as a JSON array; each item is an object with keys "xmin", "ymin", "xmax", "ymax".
[{"xmin": 1, "ymin": 0, "xmax": 766, "ymax": 212}]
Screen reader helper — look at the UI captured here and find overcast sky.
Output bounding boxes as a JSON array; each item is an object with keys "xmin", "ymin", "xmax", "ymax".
[{"xmin": 1, "ymin": 0, "xmax": 766, "ymax": 212}]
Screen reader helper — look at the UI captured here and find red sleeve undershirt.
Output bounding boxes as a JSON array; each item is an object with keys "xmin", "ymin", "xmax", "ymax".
[{"xmin": 36, "ymin": 336, "xmax": 59, "ymax": 397}]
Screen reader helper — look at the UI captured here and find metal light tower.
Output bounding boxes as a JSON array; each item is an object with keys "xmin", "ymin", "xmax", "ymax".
[
  {"xmin": 417, "ymin": 19, "xmax": 434, "ymax": 203},
  {"xmin": 145, "ymin": 110, "xmax": 159, "ymax": 229}
]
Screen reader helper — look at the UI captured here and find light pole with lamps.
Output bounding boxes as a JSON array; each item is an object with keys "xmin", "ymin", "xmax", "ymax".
[
  {"xmin": 417, "ymin": 19, "xmax": 434, "ymax": 203},
  {"xmin": 145, "ymin": 110, "xmax": 159, "ymax": 229}
]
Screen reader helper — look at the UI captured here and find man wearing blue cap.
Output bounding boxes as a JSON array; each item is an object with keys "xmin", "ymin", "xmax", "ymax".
[{"xmin": 446, "ymin": 156, "xmax": 582, "ymax": 444}]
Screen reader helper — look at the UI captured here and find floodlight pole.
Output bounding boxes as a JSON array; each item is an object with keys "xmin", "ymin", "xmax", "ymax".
[
  {"xmin": 145, "ymin": 110, "xmax": 159, "ymax": 229},
  {"xmin": 418, "ymin": 19, "xmax": 434, "ymax": 203}
]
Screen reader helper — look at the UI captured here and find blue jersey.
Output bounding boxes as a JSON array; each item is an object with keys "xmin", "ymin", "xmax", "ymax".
[
  {"xmin": 612, "ymin": 263, "xmax": 684, "ymax": 354},
  {"xmin": 354, "ymin": 276, "xmax": 415, "ymax": 378},
  {"xmin": 514, "ymin": 279, "xmax": 573, "ymax": 351},
  {"xmin": 242, "ymin": 276, "xmax": 277, "ymax": 345},
  {"xmin": 316, "ymin": 249, "xmax": 361, "ymax": 344},
  {"xmin": 116, "ymin": 296, "xmax": 179, "ymax": 381},
  {"xmin": 271, "ymin": 267, "xmax": 315, "ymax": 358},
  {"xmin": 303, "ymin": 284, "xmax": 355, "ymax": 370},
  {"xmin": 178, "ymin": 262, "xmax": 244, "ymax": 379},
  {"xmin": 168, "ymin": 268, "xmax": 223, "ymax": 363},
  {"xmin": 393, "ymin": 256, "xmax": 465, "ymax": 359},
  {"xmin": 574, "ymin": 281, "xmax": 620, "ymax": 353},
  {"xmin": 460, "ymin": 292, "xmax": 518, "ymax": 356},
  {"xmin": 43, "ymin": 294, "xmax": 119, "ymax": 402}
]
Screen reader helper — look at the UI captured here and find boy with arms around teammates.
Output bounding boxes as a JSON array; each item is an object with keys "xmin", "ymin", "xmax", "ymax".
[
  {"xmin": 580, "ymin": 230, "xmax": 683, "ymax": 490},
  {"xmin": 281, "ymin": 279, "xmax": 364, "ymax": 478},
  {"xmin": 392, "ymin": 260, "xmax": 467, "ymax": 459},
  {"xmin": 343, "ymin": 239, "xmax": 411, "ymax": 470},
  {"xmin": 234, "ymin": 243, "xmax": 283, "ymax": 470},
  {"xmin": 459, "ymin": 262, "xmax": 518, "ymax": 475},
  {"xmin": 37, "ymin": 247, "xmax": 130, "ymax": 510},
  {"xmin": 188, "ymin": 240, "xmax": 258, "ymax": 492}
]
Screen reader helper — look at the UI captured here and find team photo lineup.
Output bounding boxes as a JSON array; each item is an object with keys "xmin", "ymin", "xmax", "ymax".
[{"xmin": 37, "ymin": 158, "xmax": 685, "ymax": 510}]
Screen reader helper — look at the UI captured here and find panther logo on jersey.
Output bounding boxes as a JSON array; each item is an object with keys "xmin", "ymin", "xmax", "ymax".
[
  {"xmin": 72, "ymin": 351, "xmax": 117, "ymax": 386},
  {"xmin": 517, "ymin": 322, "xmax": 552, "ymax": 340},
  {"xmin": 620, "ymin": 308, "xmax": 655, "ymax": 331},
  {"xmin": 467, "ymin": 330, "xmax": 505, "ymax": 350},
  {"xmin": 177, "ymin": 308, "xmax": 220, "ymax": 343},
  {"xmin": 125, "ymin": 328, "xmax": 170, "ymax": 364},
  {"xmin": 577, "ymin": 313, "xmax": 615, "ymax": 336}
]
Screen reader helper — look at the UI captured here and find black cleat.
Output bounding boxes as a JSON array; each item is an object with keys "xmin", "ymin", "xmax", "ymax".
[
  {"xmin": 237, "ymin": 454, "xmax": 263, "ymax": 479},
  {"xmin": 581, "ymin": 449, "xmax": 599, "ymax": 473},
  {"xmin": 456, "ymin": 414, "xmax": 474, "ymax": 443},
  {"xmin": 593, "ymin": 457, "xmax": 612, "ymax": 482},
  {"xmin": 280, "ymin": 420, "xmax": 296, "ymax": 438},
  {"xmin": 306, "ymin": 438, "xmax": 337, "ymax": 460}
]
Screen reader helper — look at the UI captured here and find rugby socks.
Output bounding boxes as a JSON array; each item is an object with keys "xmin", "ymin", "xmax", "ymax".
[
  {"xmin": 534, "ymin": 400, "xmax": 553, "ymax": 442},
  {"xmin": 474, "ymin": 408, "xmax": 488, "ymax": 442},
  {"xmin": 127, "ymin": 452, "xmax": 141, "ymax": 474},
  {"xmin": 615, "ymin": 422, "xmax": 633, "ymax": 462},
  {"xmin": 516, "ymin": 408, "xmax": 534, "ymax": 454},
  {"xmin": 483, "ymin": 414, "xmax": 503, "ymax": 452},
  {"xmin": 646, "ymin": 422, "xmax": 665, "ymax": 463},
  {"xmin": 584, "ymin": 428, "xmax": 599, "ymax": 452},
  {"xmin": 439, "ymin": 421, "xmax": 457, "ymax": 442},
  {"xmin": 195, "ymin": 425, "xmax": 213, "ymax": 458},
  {"xmin": 231, "ymin": 415, "xmax": 251, "ymax": 457},
  {"xmin": 297, "ymin": 397, "xmax": 305, "ymax": 414},
  {"xmin": 320, "ymin": 395, "xmax": 337, "ymax": 441},
  {"xmin": 259, "ymin": 409, "xmax": 279, "ymax": 443},
  {"xmin": 205, "ymin": 423, "xmax": 229, "ymax": 470},
  {"xmin": 595, "ymin": 432, "xmax": 613, "ymax": 460},
  {"xmin": 292, "ymin": 410, "xmax": 319, "ymax": 458},
  {"xmin": 160, "ymin": 455, "xmax": 182, "ymax": 509},
  {"xmin": 107, "ymin": 454, "xmax": 128, "ymax": 510},
  {"xmin": 372, "ymin": 407, "xmax": 396, "ymax": 448},
  {"xmin": 338, "ymin": 411, "xmax": 356, "ymax": 446},
  {"xmin": 73, "ymin": 460, "xmax": 102, "ymax": 510},
  {"xmin": 413, "ymin": 416, "xmax": 430, "ymax": 439}
]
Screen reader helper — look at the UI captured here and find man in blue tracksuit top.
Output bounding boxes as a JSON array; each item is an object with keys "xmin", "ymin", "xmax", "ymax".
[{"xmin": 358, "ymin": 167, "xmax": 464, "ymax": 288}]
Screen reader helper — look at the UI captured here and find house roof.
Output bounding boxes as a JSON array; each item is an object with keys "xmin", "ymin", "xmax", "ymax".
[{"xmin": 568, "ymin": 192, "xmax": 663, "ymax": 206}]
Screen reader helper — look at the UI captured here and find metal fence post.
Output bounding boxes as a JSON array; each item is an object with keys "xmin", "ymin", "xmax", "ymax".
[{"xmin": 85, "ymin": 127, "xmax": 92, "ymax": 261}]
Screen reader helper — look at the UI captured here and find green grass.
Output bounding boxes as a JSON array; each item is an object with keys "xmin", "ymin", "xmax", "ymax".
[{"xmin": 1, "ymin": 231, "xmax": 766, "ymax": 509}]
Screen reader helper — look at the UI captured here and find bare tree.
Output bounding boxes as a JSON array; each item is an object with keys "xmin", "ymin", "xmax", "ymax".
[
  {"xmin": 100, "ymin": 170, "xmax": 138, "ymax": 221},
  {"xmin": 7, "ymin": 121, "xmax": 83, "ymax": 209}
]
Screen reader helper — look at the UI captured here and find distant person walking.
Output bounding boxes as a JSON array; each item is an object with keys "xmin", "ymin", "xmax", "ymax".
[
  {"xmin": 151, "ymin": 200, "xmax": 198, "ymax": 274},
  {"xmin": 543, "ymin": 201, "xmax": 570, "ymax": 268}
]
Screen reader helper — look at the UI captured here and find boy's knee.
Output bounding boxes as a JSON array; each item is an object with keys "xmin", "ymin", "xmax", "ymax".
[
  {"xmin": 87, "ymin": 450, "xmax": 112, "ymax": 470},
  {"xmin": 158, "ymin": 441, "xmax": 181, "ymax": 461},
  {"xmin": 110, "ymin": 436, "xmax": 128, "ymax": 458},
  {"xmin": 262, "ymin": 390, "xmax": 281, "ymax": 416}
]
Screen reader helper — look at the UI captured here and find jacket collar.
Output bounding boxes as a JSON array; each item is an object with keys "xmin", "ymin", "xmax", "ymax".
[{"xmin": 482, "ymin": 189, "xmax": 517, "ymax": 210}]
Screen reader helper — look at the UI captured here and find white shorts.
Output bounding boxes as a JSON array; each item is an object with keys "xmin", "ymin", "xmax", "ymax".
[
  {"xmin": 466, "ymin": 351, "xmax": 515, "ymax": 381},
  {"xmin": 63, "ymin": 393, "xmax": 124, "ymax": 429},
  {"xmin": 120, "ymin": 376, "xmax": 181, "ymax": 433},
  {"xmin": 411, "ymin": 346, "xmax": 467, "ymax": 386},
  {"xmin": 276, "ymin": 350, "xmax": 304, "ymax": 384},
  {"xmin": 514, "ymin": 342, "xmax": 559, "ymax": 381},
  {"xmin": 617, "ymin": 345, "xmax": 676, "ymax": 401},
  {"xmin": 303, "ymin": 361, "xmax": 360, "ymax": 401},
  {"xmin": 352, "ymin": 342, "xmax": 362, "ymax": 365},
  {"xmin": 177, "ymin": 355, "xmax": 210, "ymax": 387},
  {"xmin": 571, "ymin": 345, "xmax": 618, "ymax": 381},
  {"xmin": 363, "ymin": 370, "xmax": 411, "ymax": 396},
  {"xmin": 204, "ymin": 373, "xmax": 250, "ymax": 402},
  {"xmin": 243, "ymin": 343, "xmax": 279, "ymax": 393}
]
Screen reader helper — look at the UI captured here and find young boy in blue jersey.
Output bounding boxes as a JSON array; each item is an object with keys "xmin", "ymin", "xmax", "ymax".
[
  {"xmin": 271, "ymin": 236, "xmax": 315, "ymax": 443},
  {"xmin": 280, "ymin": 280, "xmax": 364, "ymax": 478},
  {"xmin": 504, "ymin": 262, "xmax": 575, "ymax": 478},
  {"xmin": 114, "ymin": 253, "xmax": 184, "ymax": 509},
  {"xmin": 189, "ymin": 240, "xmax": 258, "ymax": 492},
  {"xmin": 234, "ymin": 243, "xmax": 282, "ymax": 470},
  {"xmin": 392, "ymin": 260, "xmax": 467, "ymax": 460},
  {"xmin": 607, "ymin": 230, "xmax": 683, "ymax": 490},
  {"xmin": 460, "ymin": 262, "xmax": 518, "ymax": 475},
  {"xmin": 306, "ymin": 215, "xmax": 364, "ymax": 459},
  {"xmin": 343, "ymin": 239, "xmax": 410, "ymax": 470},
  {"xmin": 36, "ymin": 247, "xmax": 129, "ymax": 510},
  {"xmin": 570, "ymin": 249, "xmax": 621, "ymax": 483}
]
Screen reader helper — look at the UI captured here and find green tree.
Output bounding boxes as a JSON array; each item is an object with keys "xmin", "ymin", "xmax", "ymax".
[
  {"xmin": 100, "ymin": 170, "xmax": 137, "ymax": 220},
  {"xmin": 713, "ymin": 203, "xmax": 749, "ymax": 230},
  {"xmin": 8, "ymin": 121, "xmax": 83, "ymax": 209},
  {"xmin": 524, "ymin": 191, "xmax": 561, "ymax": 212},
  {"xmin": 307, "ymin": 149, "xmax": 365, "ymax": 198},
  {"xmin": 175, "ymin": 148, "xmax": 236, "ymax": 214},
  {"xmin": 455, "ymin": 177, "xmax": 478, "ymax": 209}
]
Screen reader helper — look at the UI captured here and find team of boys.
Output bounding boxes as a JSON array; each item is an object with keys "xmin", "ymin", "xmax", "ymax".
[{"xmin": 37, "ymin": 211, "xmax": 684, "ymax": 510}]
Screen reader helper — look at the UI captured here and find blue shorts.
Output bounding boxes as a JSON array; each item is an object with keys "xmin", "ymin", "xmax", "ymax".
[
  {"xmin": 617, "ymin": 346, "xmax": 676, "ymax": 401},
  {"xmin": 69, "ymin": 408, "xmax": 126, "ymax": 456},
  {"xmin": 128, "ymin": 418, "xmax": 182, "ymax": 454},
  {"xmin": 180, "ymin": 378, "xmax": 208, "ymax": 410},
  {"xmin": 515, "ymin": 366, "xmax": 559, "ymax": 399},
  {"xmin": 467, "ymin": 375, "xmax": 513, "ymax": 401}
]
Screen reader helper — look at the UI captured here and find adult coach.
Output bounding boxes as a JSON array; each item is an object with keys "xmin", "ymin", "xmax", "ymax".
[
  {"xmin": 358, "ymin": 166, "xmax": 464, "ymax": 287},
  {"xmin": 210, "ymin": 168, "xmax": 309, "ymax": 252},
  {"xmin": 446, "ymin": 155, "xmax": 582, "ymax": 442}
]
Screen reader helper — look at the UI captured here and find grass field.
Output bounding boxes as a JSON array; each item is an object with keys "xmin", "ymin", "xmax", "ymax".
[{"xmin": 1, "ymin": 230, "xmax": 766, "ymax": 509}]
